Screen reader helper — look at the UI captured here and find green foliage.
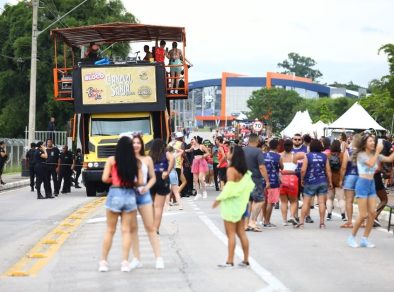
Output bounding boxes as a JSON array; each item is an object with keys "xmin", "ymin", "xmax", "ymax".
[
  {"xmin": 0, "ymin": 0, "xmax": 136, "ymax": 138},
  {"xmin": 328, "ymin": 81, "xmax": 364, "ymax": 92},
  {"xmin": 277, "ymin": 52, "xmax": 323, "ymax": 81},
  {"xmin": 247, "ymin": 88, "xmax": 303, "ymax": 132}
]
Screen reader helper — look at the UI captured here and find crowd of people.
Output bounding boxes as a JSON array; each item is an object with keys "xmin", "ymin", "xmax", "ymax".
[
  {"xmin": 98, "ymin": 129, "xmax": 394, "ymax": 271},
  {"xmin": 25, "ymin": 138, "xmax": 83, "ymax": 199}
]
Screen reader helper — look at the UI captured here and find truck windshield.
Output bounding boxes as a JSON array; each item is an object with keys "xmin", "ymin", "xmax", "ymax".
[{"xmin": 91, "ymin": 118, "xmax": 151, "ymax": 136}]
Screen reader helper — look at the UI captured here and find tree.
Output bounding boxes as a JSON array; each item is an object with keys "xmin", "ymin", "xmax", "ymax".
[
  {"xmin": 278, "ymin": 52, "xmax": 323, "ymax": 81},
  {"xmin": 247, "ymin": 88, "xmax": 303, "ymax": 133},
  {"xmin": 0, "ymin": 0, "xmax": 136, "ymax": 137},
  {"xmin": 328, "ymin": 81, "xmax": 365, "ymax": 92}
]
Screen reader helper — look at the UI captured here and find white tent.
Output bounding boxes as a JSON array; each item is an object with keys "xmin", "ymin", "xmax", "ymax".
[
  {"xmin": 281, "ymin": 110, "xmax": 313, "ymax": 137},
  {"xmin": 328, "ymin": 102, "xmax": 385, "ymax": 131},
  {"xmin": 235, "ymin": 113, "xmax": 248, "ymax": 121},
  {"xmin": 311, "ymin": 120, "xmax": 328, "ymax": 138}
]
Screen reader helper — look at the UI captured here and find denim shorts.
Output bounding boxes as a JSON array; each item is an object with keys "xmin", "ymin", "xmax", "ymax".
[
  {"xmin": 303, "ymin": 182, "xmax": 328, "ymax": 196},
  {"xmin": 355, "ymin": 177, "xmax": 377, "ymax": 198},
  {"xmin": 250, "ymin": 179, "xmax": 265, "ymax": 202},
  {"xmin": 169, "ymin": 170, "xmax": 179, "ymax": 185},
  {"xmin": 136, "ymin": 191, "xmax": 153, "ymax": 206},
  {"xmin": 343, "ymin": 175, "xmax": 358, "ymax": 190},
  {"xmin": 105, "ymin": 187, "xmax": 137, "ymax": 213}
]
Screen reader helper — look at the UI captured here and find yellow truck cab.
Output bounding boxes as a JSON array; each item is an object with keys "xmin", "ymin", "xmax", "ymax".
[{"xmin": 50, "ymin": 23, "xmax": 189, "ymax": 196}]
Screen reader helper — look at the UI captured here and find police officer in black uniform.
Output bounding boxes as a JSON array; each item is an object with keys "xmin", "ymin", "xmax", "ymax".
[
  {"xmin": 26, "ymin": 143, "xmax": 37, "ymax": 192},
  {"xmin": 73, "ymin": 148, "xmax": 83, "ymax": 188},
  {"xmin": 58, "ymin": 145, "xmax": 74, "ymax": 194},
  {"xmin": 45, "ymin": 138, "xmax": 60, "ymax": 195},
  {"xmin": 35, "ymin": 142, "xmax": 53, "ymax": 199}
]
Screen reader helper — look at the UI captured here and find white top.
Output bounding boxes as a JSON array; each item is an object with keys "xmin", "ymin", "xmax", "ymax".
[
  {"xmin": 141, "ymin": 161, "xmax": 148, "ymax": 185},
  {"xmin": 283, "ymin": 162, "xmax": 297, "ymax": 172}
]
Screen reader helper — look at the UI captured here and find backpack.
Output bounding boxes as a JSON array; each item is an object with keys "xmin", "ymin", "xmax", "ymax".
[{"xmin": 329, "ymin": 153, "xmax": 341, "ymax": 172}]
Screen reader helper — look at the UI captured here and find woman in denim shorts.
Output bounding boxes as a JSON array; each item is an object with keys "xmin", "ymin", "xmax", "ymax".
[
  {"xmin": 129, "ymin": 135, "xmax": 164, "ymax": 270},
  {"xmin": 166, "ymin": 146, "xmax": 183, "ymax": 210},
  {"xmin": 347, "ymin": 133, "xmax": 394, "ymax": 248},
  {"xmin": 297, "ymin": 139, "xmax": 332, "ymax": 229},
  {"xmin": 339, "ymin": 145, "xmax": 358, "ymax": 228},
  {"xmin": 99, "ymin": 136, "xmax": 143, "ymax": 272}
]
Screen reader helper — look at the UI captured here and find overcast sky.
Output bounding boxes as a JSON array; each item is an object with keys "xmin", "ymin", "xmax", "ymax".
[{"xmin": 1, "ymin": 0, "xmax": 393, "ymax": 87}]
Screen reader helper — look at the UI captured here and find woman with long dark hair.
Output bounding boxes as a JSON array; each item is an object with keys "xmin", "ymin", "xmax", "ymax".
[
  {"xmin": 129, "ymin": 135, "xmax": 164, "ymax": 269},
  {"xmin": 149, "ymin": 139, "xmax": 175, "ymax": 234},
  {"xmin": 347, "ymin": 133, "xmax": 394, "ymax": 248},
  {"xmin": 212, "ymin": 146, "xmax": 254, "ymax": 268},
  {"xmin": 99, "ymin": 136, "xmax": 143, "ymax": 272}
]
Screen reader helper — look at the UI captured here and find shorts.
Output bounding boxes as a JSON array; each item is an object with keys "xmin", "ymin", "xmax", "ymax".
[
  {"xmin": 250, "ymin": 179, "xmax": 265, "ymax": 202},
  {"xmin": 208, "ymin": 163, "xmax": 213, "ymax": 170},
  {"xmin": 355, "ymin": 177, "xmax": 377, "ymax": 198},
  {"xmin": 242, "ymin": 203, "xmax": 250, "ymax": 218},
  {"xmin": 218, "ymin": 167, "xmax": 227, "ymax": 182},
  {"xmin": 169, "ymin": 170, "xmax": 179, "ymax": 185},
  {"xmin": 373, "ymin": 172, "xmax": 385, "ymax": 191},
  {"xmin": 280, "ymin": 174, "xmax": 299, "ymax": 197},
  {"xmin": 343, "ymin": 175, "xmax": 358, "ymax": 191},
  {"xmin": 191, "ymin": 158, "xmax": 208, "ymax": 174},
  {"xmin": 151, "ymin": 171, "xmax": 170, "ymax": 196},
  {"xmin": 266, "ymin": 188, "xmax": 280, "ymax": 204},
  {"xmin": 170, "ymin": 59, "xmax": 182, "ymax": 74},
  {"xmin": 303, "ymin": 182, "xmax": 328, "ymax": 196},
  {"xmin": 136, "ymin": 191, "xmax": 153, "ymax": 206},
  {"xmin": 105, "ymin": 187, "xmax": 137, "ymax": 213}
]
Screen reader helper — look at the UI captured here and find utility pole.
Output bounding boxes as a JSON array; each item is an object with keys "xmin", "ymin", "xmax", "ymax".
[{"xmin": 28, "ymin": 0, "xmax": 39, "ymax": 146}]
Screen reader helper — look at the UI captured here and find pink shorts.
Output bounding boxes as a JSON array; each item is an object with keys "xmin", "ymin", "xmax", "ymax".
[
  {"xmin": 266, "ymin": 188, "xmax": 280, "ymax": 204},
  {"xmin": 191, "ymin": 158, "xmax": 208, "ymax": 174}
]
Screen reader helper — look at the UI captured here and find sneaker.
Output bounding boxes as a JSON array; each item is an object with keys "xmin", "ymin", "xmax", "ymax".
[
  {"xmin": 288, "ymin": 217, "xmax": 298, "ymax": 226},
  {"xmin": 238, "ymin": 261, "xmax": 250, "ymax": 268},
  {"xmin": 342, "ymin": 213, "xmax": 347, "ymax": 222},
  {"xmin": 305, "ymin": 216, "xmax": 314, "ymax": 224},
  {"xmin": 202, "ymin": 191, "xmax": 208, "ymax": 199},
  {"xmin": 283, "ymin": 221, "xmax": 289, "ymax": 226},
  {"xmin": 98, "ymin": 260, "xmax": 109, "ymax": 272},
  {"xmin": 274, "ymin": 202, "xmax": 279, "ymax": 209},
  {"xmin": 347, "ymin": 235, "xmax": 359, "ymax": 248},
  {"xmin": 327, "ymin": 213, "xmax": 332, "ymax": 221},
  {"xmin": 129, "ymin": 258, "xmax": 143, "ymax": 270},
  {"xmin": 121, "ymin": 260, "xmax": 131, "ymax": 272},
  {"xmin": 360, "ymin": 237, "xmax": 376, "ymax": 248},
  {"xmin": 194, "ymin": 193, "xmax": 202, "ymax": 201},
  {"xmin": 263, "ymin": 223, "xmax": 277, "ymax": 228},
  {"xmin": 156, "ymin": 257, "xmax": 165, "ymax": 269},
  {"xmin": 170, "ymin": 90, "xmax": 174, "ymax": 94},
  {"xmin": 217, "ymin": 262, "xmax": 234, "ymax": 268}
]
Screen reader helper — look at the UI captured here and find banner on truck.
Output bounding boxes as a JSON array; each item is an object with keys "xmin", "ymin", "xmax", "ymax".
[{"xmin": 81, "ymin": 66, "xmax": 157, "ymax": 105}]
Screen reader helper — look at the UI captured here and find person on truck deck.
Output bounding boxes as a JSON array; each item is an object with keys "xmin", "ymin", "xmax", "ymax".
[
  {"xmin": 84, "ymin": 42, "xmax": 100, "ymax": 62},
  {"xmin": 143, "ymin": 45, "xmax": 153, "ymax": 62},
  {"xmin": 99, "ymin": 136, "xmax": 143, "ymax": 272},
  {"xmin": 155, "ymin": 40, "xmax": 166, "ymax": 63},
  {"xmin": 167, "ymin": 42, "xmax": 193, "ymax": 94}
]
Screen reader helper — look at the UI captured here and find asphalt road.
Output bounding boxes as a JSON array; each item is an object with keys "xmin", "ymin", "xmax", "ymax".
[{"xmin": 0, "ymin": 184, "xmax": 393, "ymax": 292}]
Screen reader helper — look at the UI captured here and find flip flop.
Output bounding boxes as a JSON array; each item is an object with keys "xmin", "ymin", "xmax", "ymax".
[
  {"xmin": 245, "ymin": 226, "xmax": 253, "ymax": 232},
  {"xmin": 340, "ymin": 223, "xmax": 353, "ymax": 228},
  {"xmin": 250, "ymin": 226, "xmax": 263, "ymax": 232}
]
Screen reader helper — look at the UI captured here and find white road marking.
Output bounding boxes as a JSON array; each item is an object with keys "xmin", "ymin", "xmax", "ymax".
[{"xmin": 197, "ymin": 213, "xmax": 290, "ymax": 292}]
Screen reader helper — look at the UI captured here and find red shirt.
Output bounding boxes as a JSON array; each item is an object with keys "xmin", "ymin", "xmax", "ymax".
[
  {"xmin": 218, "ymin": 145, "xmax": 228, "ymax": 168},
  {"xmin": 155, "ymin": 47, "xmax": 165, "ymax": 63}
]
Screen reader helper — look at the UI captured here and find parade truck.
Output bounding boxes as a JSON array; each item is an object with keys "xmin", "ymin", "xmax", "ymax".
[{"xmin": 50, "ymin": 23, "xmax": 189, "ymax": 196}]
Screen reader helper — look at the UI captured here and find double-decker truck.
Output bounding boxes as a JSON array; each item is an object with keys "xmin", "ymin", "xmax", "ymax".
[{"xmin": 50, "ymin": 23, "xmax": 189, "ymax": 196}]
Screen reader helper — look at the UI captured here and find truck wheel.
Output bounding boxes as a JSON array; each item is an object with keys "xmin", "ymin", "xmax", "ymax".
[{"xmin": 85, "ymin": 182, "xmax": 97, "ymax": 197}]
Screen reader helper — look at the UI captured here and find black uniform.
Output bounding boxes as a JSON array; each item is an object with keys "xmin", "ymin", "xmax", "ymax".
[
  {"xmin": 0, "ymin": 146, "xmax": 6, "ymax": 176},
  {"xmin": 35, "ymin": 149, "xmax": 52, "ymax": 199},
  {"xmin": 58, "ymin": 150, "xmax": 74, "ymax": 193},
  {"xmin": 26, "ymin": 148, "xmax": 37, "ymax": 191},
  {"xmin": 46, "ymin": 147, "xmax": 60, "ymax": 195},
  {"xmin": 73, "ymin": 153, "xmax": 83, "ymax": 188}
]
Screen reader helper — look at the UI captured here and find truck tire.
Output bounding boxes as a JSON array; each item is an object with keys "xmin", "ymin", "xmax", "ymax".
[{"xmin": 85, "ymin": 181, "xmax": 97, "ymax": 197}]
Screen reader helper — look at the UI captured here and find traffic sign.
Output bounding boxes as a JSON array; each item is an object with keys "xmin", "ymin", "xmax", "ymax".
[{"xmin": 253, "ymin": 121, "xmax": 263, "ymax": 132}]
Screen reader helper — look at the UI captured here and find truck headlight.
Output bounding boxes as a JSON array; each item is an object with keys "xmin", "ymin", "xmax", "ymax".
[
  {"xmin": 93, "ymin": 162, "xmax": 99, "ymax": 167},
  {"xmin": 88, "ymin": 162, "xmax": 93, "ymax": 168}
]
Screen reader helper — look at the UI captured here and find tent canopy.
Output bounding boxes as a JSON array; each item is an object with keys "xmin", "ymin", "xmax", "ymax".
[
  {"xmin": 281, "ymin": 110, "xmax": 313, "ymax": 137},
  {"xmin": 328, "ymin": 102, "xmax": 385, "ymax": 131}
]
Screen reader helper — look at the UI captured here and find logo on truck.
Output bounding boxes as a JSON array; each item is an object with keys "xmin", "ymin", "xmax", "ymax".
[
  {"xmin": 86, "ymin": 87, "xmax": 103, "ymax": 100},
  {"xmin": 84, "ymin": 72, "xmax": 105, "ymax": 81},
  {"xmin": 138, "ymin": 86, "xmax": 152, "ymax": 97}
]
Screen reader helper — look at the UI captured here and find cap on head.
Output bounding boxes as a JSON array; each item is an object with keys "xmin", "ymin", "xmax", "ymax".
[{"xmin": 175, "ymin": 132, "xmax": 184, "ymax": 138}]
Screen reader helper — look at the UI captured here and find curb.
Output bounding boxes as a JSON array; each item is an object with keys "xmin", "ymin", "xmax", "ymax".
[{"xmin": 0, "ymin": 179, "xmax": 30, "ymax": 192}]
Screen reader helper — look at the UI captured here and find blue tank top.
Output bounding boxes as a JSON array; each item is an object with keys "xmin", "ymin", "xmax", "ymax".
[
  {"xmin": 263, "ymin": 151, "xmax": 281, "ymax": 188},
  {"xmin": 292, "ymin": 145, "xmax": 308, "ymax": 173},
  {"xmin": 154, "ymin": 155, "xmax": 169, "ymax": 172},
  {"xmin": 345, "ymin": 148, "xmax": 358, "ymax": 176},
  {"xmin": 304, "ymin": 152, "xmax": 327, "ymax": 185}
]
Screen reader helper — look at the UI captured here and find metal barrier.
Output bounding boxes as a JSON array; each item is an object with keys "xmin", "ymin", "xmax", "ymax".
[
  {"xmin": 0, "ymin": 138, "xmax": 25, "ymax": 172},
  {"xmin": 24, "ymin": 128, "xmax": 68, "ymax": 147}
]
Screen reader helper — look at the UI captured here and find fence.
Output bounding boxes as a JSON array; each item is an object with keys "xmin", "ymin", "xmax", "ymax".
[
  {"xmin": 24, "ymin": 128, "xmax": 68, "ymax": 147},
  {"xmin": 0, "ymin": 138, "xmax": 25, "ymax": 173}
]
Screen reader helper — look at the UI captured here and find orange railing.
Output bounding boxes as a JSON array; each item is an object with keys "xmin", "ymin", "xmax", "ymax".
[{"xmin": 53, "ymin": 67, "xmax": 74, "ymax": 101}]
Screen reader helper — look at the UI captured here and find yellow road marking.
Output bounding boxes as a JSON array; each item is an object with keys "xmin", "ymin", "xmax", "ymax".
[{"xmin": 2, "ymin": 197, "xmax": 105, "ymax": 277}]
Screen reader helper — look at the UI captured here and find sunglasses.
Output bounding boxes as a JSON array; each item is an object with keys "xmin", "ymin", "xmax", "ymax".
[{"xmin": 292, "ymin": 138, "xmax": 301, "ymax": 141}]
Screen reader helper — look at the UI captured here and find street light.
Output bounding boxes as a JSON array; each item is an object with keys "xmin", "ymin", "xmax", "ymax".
[{"xmin": 28, "ymin": 0, "xmax": 88, "ymax": 146}]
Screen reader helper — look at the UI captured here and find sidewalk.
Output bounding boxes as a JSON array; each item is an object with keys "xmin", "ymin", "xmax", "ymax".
[{"xmin": 0, "ymin": 173, "xmax": 30, "ymax": 192}]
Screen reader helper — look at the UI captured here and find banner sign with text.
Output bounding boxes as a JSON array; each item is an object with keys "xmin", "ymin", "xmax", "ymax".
[{"xmin": 81, "ymin": 66, "xmax": 157, "ymax": 105}]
